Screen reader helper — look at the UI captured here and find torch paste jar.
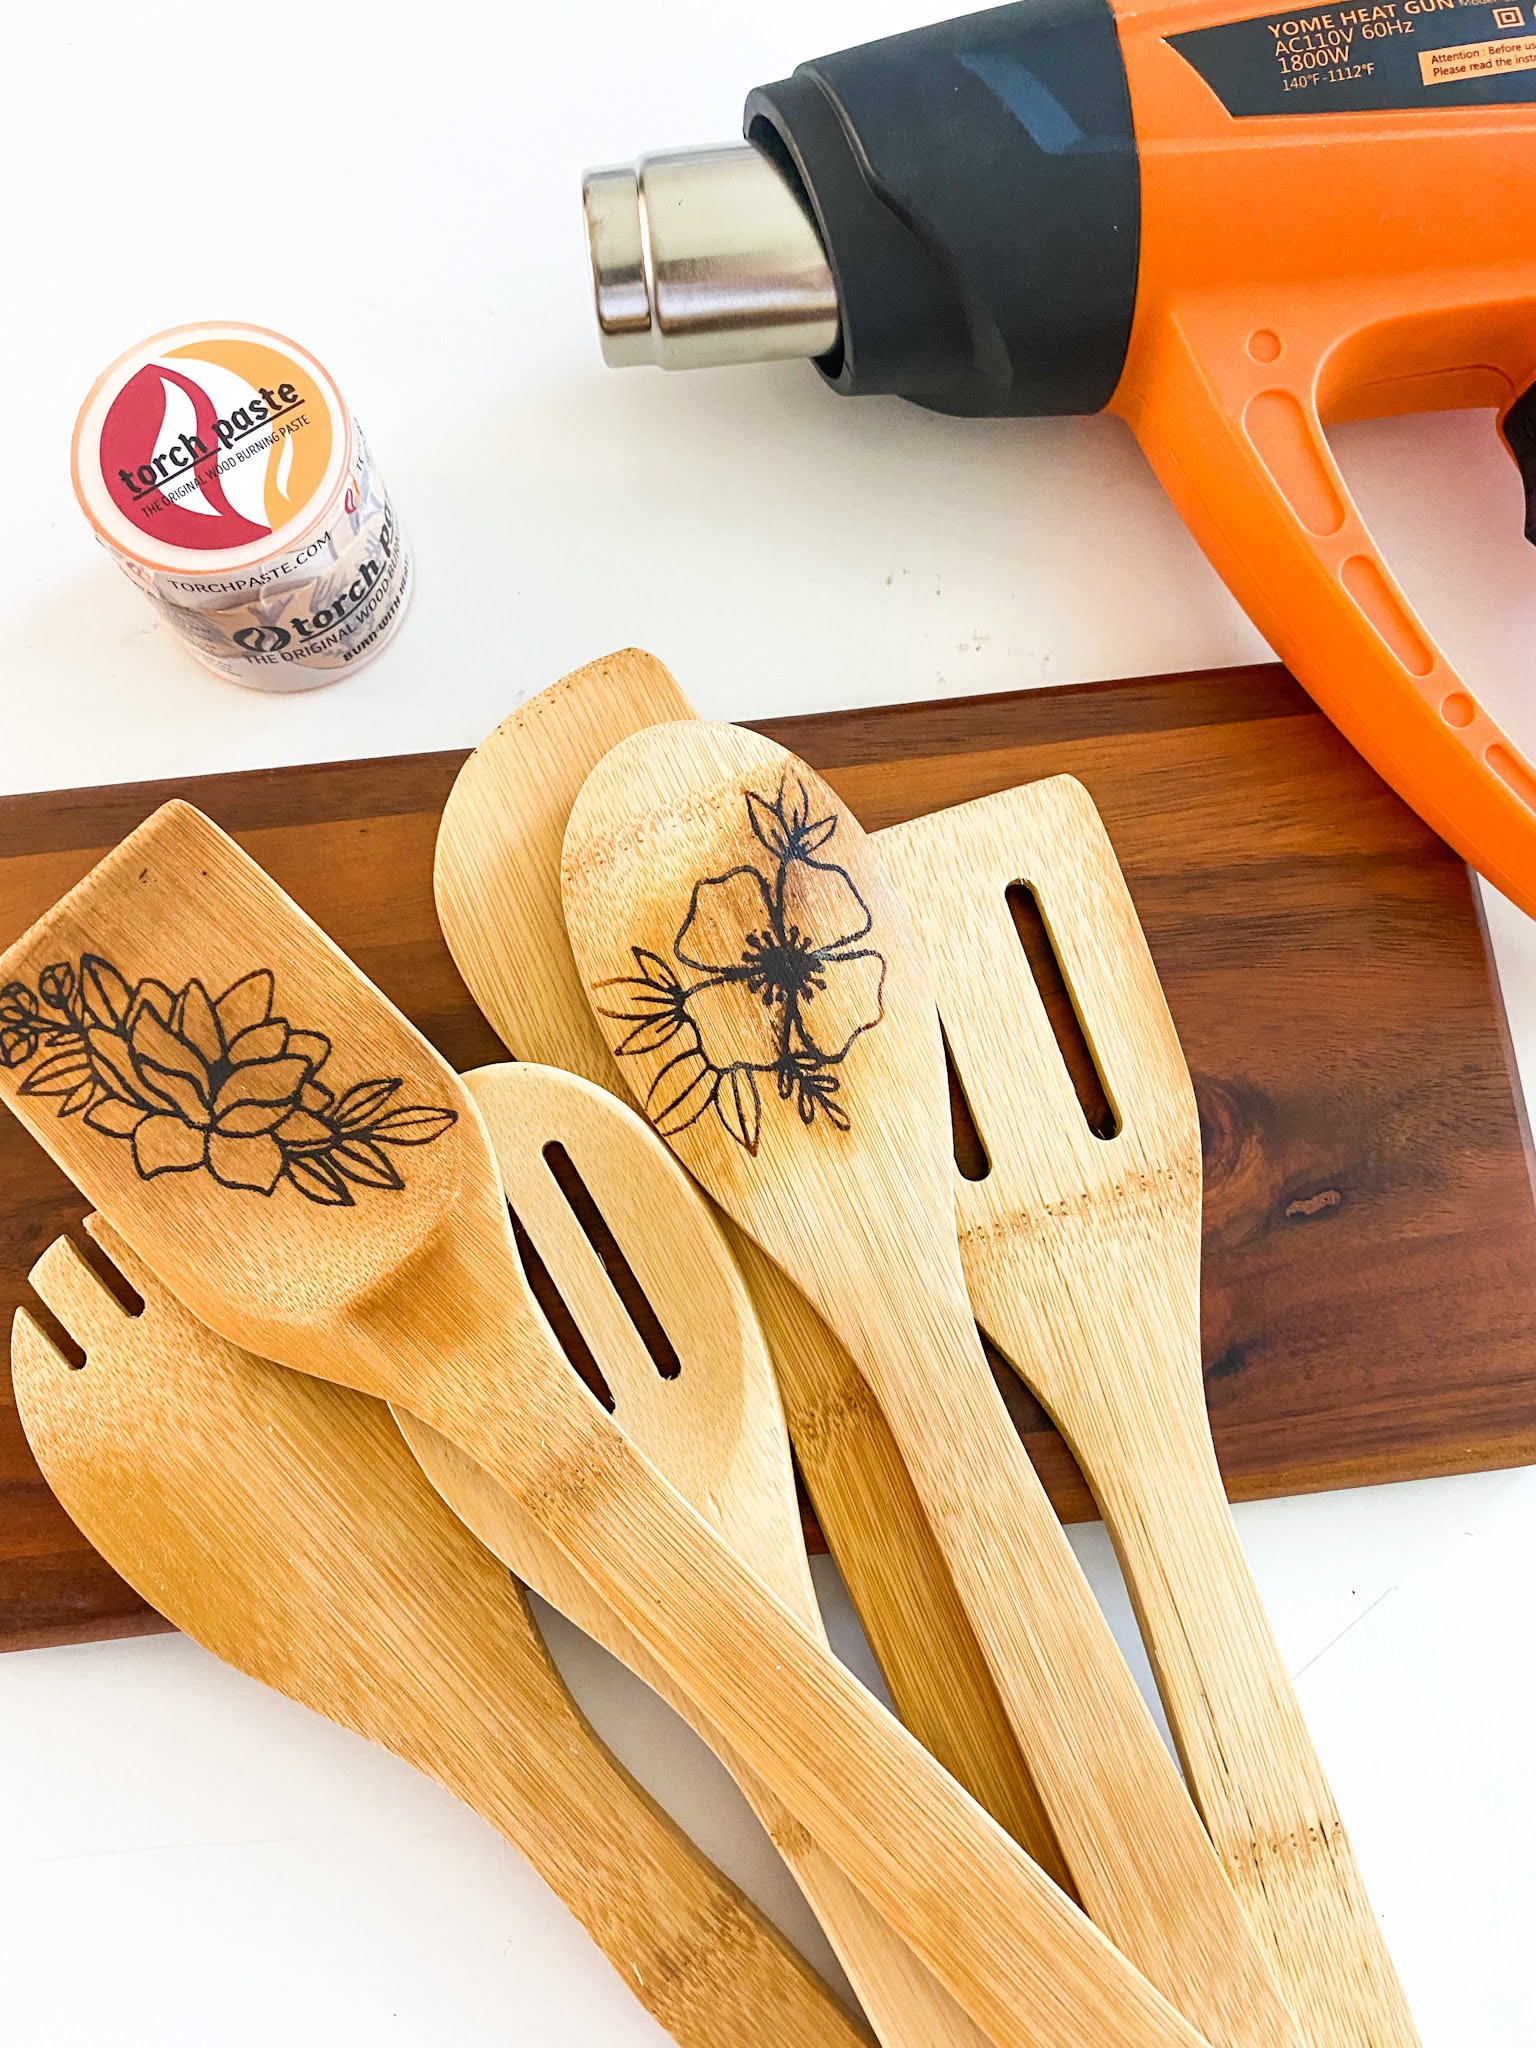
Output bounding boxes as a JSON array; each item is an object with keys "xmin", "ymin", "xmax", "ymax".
[{"xmin": 71, "ymin": 322, "xmax": 412, "ymax": 689}]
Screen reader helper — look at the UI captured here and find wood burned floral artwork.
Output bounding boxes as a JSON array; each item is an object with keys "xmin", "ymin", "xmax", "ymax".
[
  {"xmin": 0, "ymin": 956, "xmax": 456, "ymax": 1205},
  {"xmin": 598, "ymin": 778, "xmax": 886, "ymax": 1154}
]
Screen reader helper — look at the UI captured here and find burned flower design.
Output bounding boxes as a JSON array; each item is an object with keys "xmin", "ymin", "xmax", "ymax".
[
  {"xmin": 0, "ymin": 954, "xmax": 456, "ymax": 1205},
  {"xmin": 599, "ymin": 778, "xmax": 886, "ymax": 1154}
]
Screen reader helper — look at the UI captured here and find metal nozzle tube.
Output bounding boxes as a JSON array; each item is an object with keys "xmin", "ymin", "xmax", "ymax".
[{"xmin": 582, "ymin": 143, "xmax": 840, "ymax": 371}]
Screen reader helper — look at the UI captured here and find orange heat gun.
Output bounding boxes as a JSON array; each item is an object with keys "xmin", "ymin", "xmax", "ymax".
[{"xmin": 582, "ymin": 0, "xmax": 1536, "ymax": 915}]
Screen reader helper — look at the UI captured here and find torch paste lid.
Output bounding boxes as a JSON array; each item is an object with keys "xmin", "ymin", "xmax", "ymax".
[{"xmin": 72, "ymin": 322, "xmax": 353, "ymax": 578}]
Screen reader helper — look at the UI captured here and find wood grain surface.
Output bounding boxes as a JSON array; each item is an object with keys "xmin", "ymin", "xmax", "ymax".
[
  {"xmin": 879, "ymin": 776, "xmax": 1417, "ymax": 2048},
  {"xmin": 563, "ymin": 717, "xmax": 1307, "ymax": 2048},
  {"xmin": 2, "ymin": 661, "xmax": 1533, "ymax": 1652},
  {"xmin": 431, "ymin": 646, "xmax": 1066, "ymax": 1880},
  {"xmin": 0, "ymin": 799, "xmax": 1219, "ymax": 2048},
  {"xmin": 404, "ymin": 1062, "xmax": 994, "ymax": 2048},
  {"xmin": 15, "ymin": 1219, "xmax": 861, "ymax": 2048}
]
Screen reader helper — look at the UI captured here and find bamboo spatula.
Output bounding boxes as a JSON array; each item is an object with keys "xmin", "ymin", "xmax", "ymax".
[
  {"xmin": 432, "ymin": 648, "xmax": 1061, "ymax": 1882},
  {"xmin": 563, "ymin": 721, "xmax": 1302, "ymax": 2048},
  {"xmin": 398, "ymin": 1059, "xmax": 990, "ymax": 2048},
  {"xmin": 877, "ymin": 777, "xmax": 1419, "ymax": 2048},
  {"xmin": 0, "ymin": 800, "xmax": 1209, "ymax": 2048},
  {"xmin": 13, "ymin": 1217, "xmax": 857, "ymax": 2048}
]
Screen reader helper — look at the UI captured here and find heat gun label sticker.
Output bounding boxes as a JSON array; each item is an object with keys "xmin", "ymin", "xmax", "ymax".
[
  {"xmin": 1419, "ymin": 31, "xmax": 1536, "ymax": 77},
  {"xmin": 1170, "ymin": 0, "xmax": 1536, "ymax": 113}
]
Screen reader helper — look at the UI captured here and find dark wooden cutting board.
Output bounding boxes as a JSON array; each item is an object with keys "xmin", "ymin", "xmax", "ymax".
[{"xmin": 3, "ymin": 661, "xmax": 1534, "ymax": 1652}]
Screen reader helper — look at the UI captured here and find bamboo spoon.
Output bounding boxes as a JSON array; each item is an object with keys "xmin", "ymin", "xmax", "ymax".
[
  {"xmin": 563, "ymin": 722, "xmax": 1303, "ymax": 2048},
  {"xmin": 0, "ymin": 801, "xmax": 1212, "ymax": 2048},
  {"xmin": 877, "ymin": 777, "xmax": 1420, "ymax": 2048},
  {"xmin": 446, "ymin": 659, "xmax": 1404, "ymax": 2044},
  {"xmin": 432, "ymin": 648, "xmax": 1062, "ymax": 1882},
  {"xmin": 398, "ymin": 1058, "xmax": 990, "ymax": 2048},
  {"xmin": 13, "ymin": 1218, "xmax": 857, "ymax": 2048}
]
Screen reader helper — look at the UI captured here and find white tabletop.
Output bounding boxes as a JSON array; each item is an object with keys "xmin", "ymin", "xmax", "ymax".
[{"xmin": 3, "ymin": 3, "xmax": 1534, "ymax": 2042}]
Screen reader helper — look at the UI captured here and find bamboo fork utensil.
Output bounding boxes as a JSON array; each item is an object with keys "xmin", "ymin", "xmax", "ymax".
[
  {"xmin": 399, "ymin": 1058, "xmax": 990, "ymax": 2048},
  {"xmin": 12, "ymin": 1217, "xmax": 858, "ymax": 2048},
  {"xmin": 877, "ymin": 777, "xmax": 1420, "ymax": 2048},
  {"xmin": 562, "ymin": 721, "xmax": 1303, "ymax": 2048},
  {"xmin": 432, "ymin": 648, "xmax": 1062, "ymax": 1881},
  {"xmin": 0, "ymin": 800, "xmax": 1213, "ymax": 2048}
]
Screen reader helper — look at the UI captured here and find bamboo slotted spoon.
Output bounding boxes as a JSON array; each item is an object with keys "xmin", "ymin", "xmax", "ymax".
[
  {"xmin": 398, "ymin": 1058, "xmax": 991, "ymax": 2048},
  {"xmin": 431, "ymin": 647, "xmax": 1062, "ymax": 1883},
  {"xmin": 562, "ymin": 720, "xmax": 1302, "ymax": 2048},
  {"xmin": 444, "ymin": 651, "xmax": 1410, "ymax": 2046},
  {"xmin": 0, "ymin": 800, "xmax": 1211, "ymax": 2048},
  {"xmin": 876, "ymin": 776, "xmax": 1419, "ymax": 2048},
  {"xmin": 12, "ymin": 1217, "xmax": 858, "ymax": 2048}
]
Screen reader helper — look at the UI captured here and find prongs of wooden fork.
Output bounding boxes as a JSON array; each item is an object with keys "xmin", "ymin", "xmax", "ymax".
[
  {"xmin": 27, "ymin": 1234, "xmax": 139, "ymax": 1355},
  {"xmin": 12, "ymin": 1303, "xmax": 79, "ymax": 1381}
]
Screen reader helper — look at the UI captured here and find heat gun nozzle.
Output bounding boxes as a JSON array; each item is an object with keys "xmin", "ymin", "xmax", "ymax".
[{"xmin": 581, "ymin": 143, "xmax": 840, "ymax": 372}]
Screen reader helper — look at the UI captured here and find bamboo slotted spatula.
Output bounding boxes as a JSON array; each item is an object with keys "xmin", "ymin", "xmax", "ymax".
[
  {"xmin": 0, "ymin": 800, "xmax": 1212, "ymax": 2048},
  {"xmin": 563, "ymin": 721, "xmax": 1303, "ymax": 2048},
  {"xmin": 877, "ymin": 776, "xmax": 1419, "ymax": 2048},
  {"xmin": 12, "ymin": 1217, "xmax": 857, "ymax": 2048},
  {"xmin": 398, "ymin": 1058, "xmax": 991, "ymax": 2048},
  {"xmin": 432, "ymin": 648, "xmax": 1062, "ymax": 1883}
]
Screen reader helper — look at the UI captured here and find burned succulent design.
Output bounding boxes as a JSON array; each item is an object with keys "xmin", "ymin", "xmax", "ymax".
[
  {"xmin": 599, "ymin": 778, "xmax": 886, "ymax": 1154},
  {"xmin": 0, "ymin": 955, "xmax": 455, "ymax": 1205}
]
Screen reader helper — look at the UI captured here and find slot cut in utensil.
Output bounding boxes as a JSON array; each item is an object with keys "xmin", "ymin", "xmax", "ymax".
[
  {"xmin": 878, "ymin": 775, "xmax": 1420, "ymax": 2048},
  {"xmin": 404, "ymin": 1060, "xmax": 993, "ymax": 2048},
  {"xmin": 543, "ymin": 1138, "xmax": 683, "ymax": 1380},
  {"xmin": 507, "ymin": 1203, "xmax": 616, "ymax": 1410},
  {"xmin": 943, "ymin": 1030, "xmax": 991, "ymax": 1183},
  {"xmin": 1004, "ymin": 883, "xmax": 1118, "ymax": 1141},
  {"xmin": 564, "ymin": 719, "xmax": 1303, "ymax": 2048},
  {"xmin": 0, "ymin": 800, "xmax": 1211, "ymax": 2048},
  {"xmin": 13, "ymin": 1217, "xmax": 858, "ymax": 2048},
  {"xmin": 430, "ymin": 648, "xmax": 1068, "ymax": 1886}
]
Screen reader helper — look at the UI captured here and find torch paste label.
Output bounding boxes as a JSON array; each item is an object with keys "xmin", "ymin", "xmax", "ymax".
[{"xmin": 72, "ymin": 323, "xmax": 411, "ymax": 689}]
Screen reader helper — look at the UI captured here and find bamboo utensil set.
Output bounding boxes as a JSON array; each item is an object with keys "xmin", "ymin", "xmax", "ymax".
[
  {"xmin": 15, "ymin": 1216, "xmax": 856, "ymax": 2048},
  {"xmin": 432, "ymin": 649, "xmax": 1061, "ymax": 1873},
  {"xmin": 2, "ymin": 648, "xmax": 1416, "ymax": 2048},
  {"xmin": 878, "ymin": 788, "xmax": 1418, "ymax": 2048}
]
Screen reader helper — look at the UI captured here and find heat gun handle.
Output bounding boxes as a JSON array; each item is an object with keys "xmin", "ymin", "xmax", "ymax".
[{"xmin": 1117, "ymin": 311, "xmax": 1536, "ymax": 918}]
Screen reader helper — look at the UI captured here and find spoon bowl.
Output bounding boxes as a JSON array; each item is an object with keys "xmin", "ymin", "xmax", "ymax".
[
  {"xmin": 400, "ymin": 1058, "xmax": 990, "ymax": 2047},
  {"xmin": 0, "ymin": 800, "xmax": 1207, "ymax": 2048},
  {"xmin": 13, "ymin": 1215, "xmax": 850, "ymax": 2048},
  {"xmin": 433, "ymin": 649, "xmax": 1058, "ymax": 1874},
  {"xmin": 562, "ymin": 720, "xmax": 1303, "ymax": 2048}
]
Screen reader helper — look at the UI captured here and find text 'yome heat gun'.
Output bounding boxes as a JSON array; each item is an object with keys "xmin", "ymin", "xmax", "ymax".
[{"xmin": 582, "ymin": 0, "xmax": 1536, "ymax": 916}]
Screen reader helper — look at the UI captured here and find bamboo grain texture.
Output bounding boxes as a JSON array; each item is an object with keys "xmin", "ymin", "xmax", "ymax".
[
  {"xmin": 878, "ymin": 778, "xmax": 1418, "ymax": 2048},
  {"xmin": 562, "ymin": 721, "xmax": 1303, "ymax": 2048},
  {"xmin": 401, "ymin": 1058, "xmax": 992, "ymax": 2048},
  {"xmin": 0, "ymin": 802, "xmax": 1217, "ymax": 2048},
  {"xmin": 13, "ymin": 1218, "xmax": 857, "ymax": 2048},
  {"xmin": 431, "ymin": 647, "xmax": 1065, "ymax": 1877},
  {"xmin": 4, "ymin": 661, "xmax": 1531, "ymax": 1654}
]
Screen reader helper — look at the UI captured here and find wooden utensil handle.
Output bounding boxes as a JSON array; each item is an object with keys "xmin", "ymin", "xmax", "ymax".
[
  {"xmin": 594, "ymin": 1663, "xmax": 991, "ymax": 2048},
  {"xmin": 399, "ymin": 1411, "xmax": 985, "ymax": 2048},
  {"xmin": 401, "ymin": 1577, "xmax": 865, "ymax": 2048},
  {"xmin": 383, "ymin": 1273, "xmax": 1203, "ymax": 2048},
  {"xmin": 848, "ymin": 1303, "xmax": 1301, "ymax": 2048},
  {"xmin": 1062, "ymin": 1367, "xmax": 1421, "ymax": 2048},
  {"xmin": 707, "ymin": 1745, "xmax": 990, "ymax": 2048},
  {"xmin": 728, "ymin": 1235, "xmax": 1072, "ymax": 1893},
  {"xmin": 515, "ymin": 1425, "xmax": 1191, "ymax": 2048}
]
